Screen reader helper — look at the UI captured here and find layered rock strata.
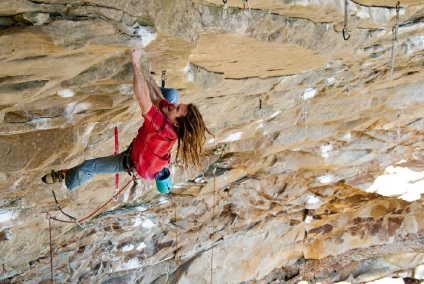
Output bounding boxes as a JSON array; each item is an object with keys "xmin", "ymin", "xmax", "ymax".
[{"xmin": 0, "ymin": 0, "xmax": 423, "ymax": 283}]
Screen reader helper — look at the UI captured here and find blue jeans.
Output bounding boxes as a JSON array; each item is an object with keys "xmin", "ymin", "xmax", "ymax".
[
  {"xmin": 160, "ymin": 87, "xmax": 178, "ymax": 103},
  {"xmin": 64, "ymin": 87, "xmax": 179, "ymax": 190},
  {"xmin": 65, "ymin": 152, "xmax": 128, "ymax": 190}
]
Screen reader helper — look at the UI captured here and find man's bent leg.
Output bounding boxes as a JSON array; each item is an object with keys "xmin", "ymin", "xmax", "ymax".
[
  {"xmin": 161, "ymin": 87, "xmax": 179, "ymax": 103},
  {"xmin": 65, "ymin": 152, "xmax": 127, "ymax": 190}
]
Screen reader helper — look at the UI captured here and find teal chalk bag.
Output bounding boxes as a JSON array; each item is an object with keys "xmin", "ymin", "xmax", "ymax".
[{"xmin": 155, "ymin": 167, "xmax": 172, "ymax": 194}]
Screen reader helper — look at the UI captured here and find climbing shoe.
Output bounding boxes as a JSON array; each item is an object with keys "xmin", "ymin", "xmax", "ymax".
[{"xmin": 42, "ymin": 170, "xmax": 65, "ymax": 184}]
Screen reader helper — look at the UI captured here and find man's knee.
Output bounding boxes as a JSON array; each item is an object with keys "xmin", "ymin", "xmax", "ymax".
[{"xmin": 161, "ymin": 88, "xmax": 179, "ymax": 103}]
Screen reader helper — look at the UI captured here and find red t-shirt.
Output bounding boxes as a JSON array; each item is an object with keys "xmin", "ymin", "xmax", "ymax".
[{"xmin": 130, "ymin": 100, "xmax": 178, "ymax": 180}]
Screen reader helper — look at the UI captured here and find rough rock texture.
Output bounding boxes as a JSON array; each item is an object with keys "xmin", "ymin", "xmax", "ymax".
[{"xmin": 0, "ymin": 0, "xmax": 424, "ymax": 283}]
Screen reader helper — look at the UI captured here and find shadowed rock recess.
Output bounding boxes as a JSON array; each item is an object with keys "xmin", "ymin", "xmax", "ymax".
[{"xmin": 1, "ymin": 0, "xmax": 424, "ymax": 283}]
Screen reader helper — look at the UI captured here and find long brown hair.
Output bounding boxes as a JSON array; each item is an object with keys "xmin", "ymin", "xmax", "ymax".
[{"xmin": 175, "ymin": 103, "xmax": 212, "ymax": 168}]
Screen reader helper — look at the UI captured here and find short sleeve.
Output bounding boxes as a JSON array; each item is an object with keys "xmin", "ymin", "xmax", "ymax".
[{"xmin": 143, "ymin": 104, "xmax": 164, "ymax": 133}]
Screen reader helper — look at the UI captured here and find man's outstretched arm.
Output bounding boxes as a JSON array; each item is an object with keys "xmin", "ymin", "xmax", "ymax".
[
  {"xmin": 147, "ymin": 76, "xmax": 165, "ymax": 108},
  {"xmin": 130, "ymin": 49, "xmax": 152, "ymax": 115}
]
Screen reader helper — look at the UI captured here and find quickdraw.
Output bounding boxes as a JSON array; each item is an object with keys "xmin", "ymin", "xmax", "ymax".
[
  {"xmin": 243, "ymin": 0, "xmax": 251, "ymax": 14},
  {"xmin": 259, "ymin": 94, "xmax": 262, "ymax": 110},
  {"xmin": 390, "ymin": 2, "xmax": 401, "ymax": 76},
  {"xmin": 390, "ymin": 26, "xmax": 396, "ymax": 76},
  {"xmin": 394, "ymin": 2, "xmax": 400, "ymax": 41},
  {"xmin": 161, "ymin": 70, "xmax": 167, "ymax": 88},
  {"xmin": 343, "ymin": 0, "xmax": 350, "ymax": 40},
  {"xmin": 222, "ymin": 0, "xmax": 229, "ymax": 21}
]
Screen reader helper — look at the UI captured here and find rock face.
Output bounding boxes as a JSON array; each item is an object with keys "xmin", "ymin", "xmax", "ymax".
[{"xmin": 0, "ymin": 0, "xmax": 424, "ymax": 283}]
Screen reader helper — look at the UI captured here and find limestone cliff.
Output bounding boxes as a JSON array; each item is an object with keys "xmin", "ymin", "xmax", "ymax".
[{"xmin": 0, "ymin": 0, "xmax": 424, "ymax": 283}]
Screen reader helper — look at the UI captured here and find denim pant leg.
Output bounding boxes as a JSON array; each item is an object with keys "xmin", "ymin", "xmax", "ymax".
[
  {"xmin": 160, "ymin": 87, "xmax": 179, "ymax": 103},
  {"xmin": 65, "ymin": 152, "xmax": 127, "ymax": 190}
]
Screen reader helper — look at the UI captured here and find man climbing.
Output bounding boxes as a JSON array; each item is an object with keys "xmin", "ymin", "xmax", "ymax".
[{"xmin": 42, "ymin": 48, "xmax": 211, "ymax": 193}]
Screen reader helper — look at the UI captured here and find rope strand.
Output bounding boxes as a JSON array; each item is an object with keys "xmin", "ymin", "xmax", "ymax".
[
  {"xmin": 210, "ymin": 169, "xmax": 216, "ymax": 284},
  {"xmin": 46, "ymin": 174, "xmax": 137, "ymax": 282},
  {"xmin": 173, "ymin": 194, "xmax": 179, "ymax": 281},
  {"xmin": 47, "ymin": 214, "xmax": 54, "ymax": 284}
]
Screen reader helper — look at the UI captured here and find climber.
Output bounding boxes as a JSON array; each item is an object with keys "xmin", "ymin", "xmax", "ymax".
[{"xmin": 42, "ymin": 48, "xmax": 211, "ymax": 194}]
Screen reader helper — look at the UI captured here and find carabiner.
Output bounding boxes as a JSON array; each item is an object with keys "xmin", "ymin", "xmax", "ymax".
[
  {"xmin": 76, "ymin": 220, "xmax": 86, "ymax": 228},
  {"xmin": 343, "ymin": 28, "xmax": 350, "ymax": 40}
]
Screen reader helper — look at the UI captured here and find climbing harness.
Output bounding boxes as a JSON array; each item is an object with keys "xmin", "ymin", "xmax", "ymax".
[
  {"xmin": 342, "ymin": 0, "xmax": 350, "ymax": 40},
  {"xmin": 161, "ymin": 70, "xmax": 167, "ymax": 88},
  {"xmin": 390, "ymin": 2, "xmax": 401, "ymax": 76},
  {"xmin": 114, "ymin": 126, "xmax": 119, "ymax": 201},
  {"xmin": 222, "ymin": 0, "xmax": 230, "ymax": 21}
]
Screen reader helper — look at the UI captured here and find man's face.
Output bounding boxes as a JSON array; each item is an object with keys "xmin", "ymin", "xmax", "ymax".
[{"xmin": 162, "ymin": 103, "xmax": 188, "ymax": 127}]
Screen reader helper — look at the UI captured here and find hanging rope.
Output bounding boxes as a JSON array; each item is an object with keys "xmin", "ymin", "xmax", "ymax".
[
  {"xmin": 46, "ymin": 174, "xmax": 137, "ymax": 282},
  {"xmin": 343, "ymin": 0, "xmax": 350, "ymax": 40},
  {"xmin": 49, "ymin": 174, "xmax": 136, "ymax": 225},
  {"xmin": 80, "ymin": 175, "xmax": 136, "ymax": 223},
  {"xmin": 210, "ymin": 167, "xmax": 217, "ymax": 284},
  {"xmin": 114, "ymin": 126, "xmax": 119, "ymax": 201},
  {"xmin": 172, "ymin": 194, "xmax": 179, "ymax": 281},
  {"xmin": 47, "ymin": 213, "xmax": 54, "ymax": 284}
]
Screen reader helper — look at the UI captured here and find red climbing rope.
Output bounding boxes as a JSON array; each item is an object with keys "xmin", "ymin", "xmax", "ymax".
[
  {"xmin": 47, "ymin": 214, "xmax": 54, "ymax": 284},
  {"xmin": 79, "ymin": 175, "xmax": 136, "ymax": 224},
  {"xmin": 48, "ymin": 174, "xmax": 136, "ymax": 225},
  {"xmin": 46, "ymin": 174, "xmax": 136, "ymax": 282}
]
